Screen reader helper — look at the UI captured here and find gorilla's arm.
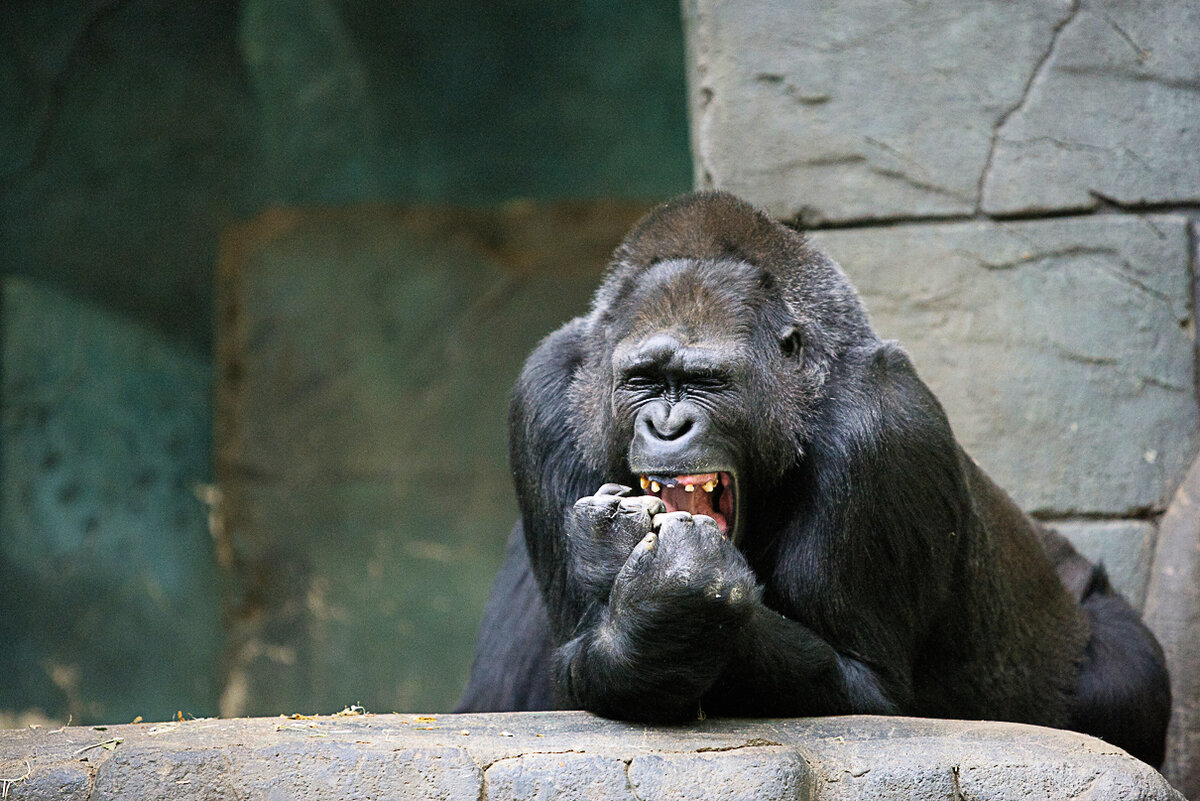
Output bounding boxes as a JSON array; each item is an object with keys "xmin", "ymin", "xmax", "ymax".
[
  {"xmin": 455, "ymin": 522, "xmax": 554, "ymax": 712},
  {"xmin": 507, "ymin": 319, "xmax": 605, "ymax": 642}
]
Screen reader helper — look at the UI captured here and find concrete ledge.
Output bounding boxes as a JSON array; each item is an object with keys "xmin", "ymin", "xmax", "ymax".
[{"xmin": 0, "ymin": 712, "xmax": 1181, "ymax": 800}]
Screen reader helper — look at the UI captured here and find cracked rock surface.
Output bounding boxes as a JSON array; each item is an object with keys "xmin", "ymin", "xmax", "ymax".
[
  {"xmin": 684, "ymin": 0, "xmax": 1199, "ymax": 223},
  {"xmin": 683, "ymin": 0, "xmax": 1073, "ymax": 223},
  {"xmin": 811, "ymin": 215, "xmax": 1197, "ymax": 516},
  {"xmin": 982, "ymin": 0, "xmax": 1200, "ymax": 213},
  {"xmin": 0, "ymin": 712, "xmax": 1183, "ymax": 800}
]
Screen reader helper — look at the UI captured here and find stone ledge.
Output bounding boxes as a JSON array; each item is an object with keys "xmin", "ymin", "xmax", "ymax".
[{"xmin": 0, "ymin": 712, "xmax": 1181, "ymax": 800}]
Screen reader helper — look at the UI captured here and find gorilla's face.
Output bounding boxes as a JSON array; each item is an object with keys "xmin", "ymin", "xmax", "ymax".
[{"xmin": 583, "ymin": 257, "xmax": 816, "ymax": 548}]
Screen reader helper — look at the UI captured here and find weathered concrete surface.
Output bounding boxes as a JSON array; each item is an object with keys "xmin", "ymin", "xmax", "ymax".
[
  {"xmin": 1144, "ymin": 454, "xmax": 1200, "ymax": 800},
  {"xmin": 0, "ymin": 712, "xmax": 1182, "ymax": 800},
  {"xmin": 0, "ymin": 277, "xmax": 221, "ymax": 724},
  {"xmin": 982, "ymin": 0, "xmax": 1200, "ymax": 214},
  {"xmin": 684, "ymin": 0, "xmax": 1200, "ymax": 224},
  {"xmin": 810, "ymin": 215, "xmax": 1197, "ymax": 516},
  {"xmin": 1049, "ymin": 520, "xmax": 1157, "ymax": 611},
  {"xmin": 215, "ymin": 203, "xmax": 648, "ymax": 718}
]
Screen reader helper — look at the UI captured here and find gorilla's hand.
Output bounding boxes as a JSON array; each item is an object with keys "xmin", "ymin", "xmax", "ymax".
[
  {"xmin": 556, "ymin": 509, "xmax": 760, "ymax": 721},
  {"xmin": 610, "ymin": 511, "xmax": 758, "ymax": 627},
  {"xmin": 565, "ymin": 484, "xmax": 664, "ymax": 603}
]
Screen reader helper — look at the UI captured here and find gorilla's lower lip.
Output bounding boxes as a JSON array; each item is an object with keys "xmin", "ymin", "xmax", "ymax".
[{"xmin": 640, "ymin": 472, "xmax": 735, "ymax": 538}]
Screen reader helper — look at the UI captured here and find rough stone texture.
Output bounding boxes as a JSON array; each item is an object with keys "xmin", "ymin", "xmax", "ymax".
[
  {"xmin": 629, "ymin": 748, "xmax": 812, "ymax": 801},
  {"xmin": 485, "ymin": 753, "xmax": 633, "ymax": 801},
  {"xmin": 1143, "ymin": 454, "xmax": 1200, "ymax": 800},
  {"xmin": 796, "ymin": 716, "xmax": 1178, "ymax": 801},
  {"xmin": 982, "ymin": 0, "xmax": 1200, "ymax": 214},
  {"xmin": 810, "ymin": 215, "xmax": 1197, "ymax": 516},
  {"xmin": 215, "ymin": 203, "xmax": 649, "ymax": 718},
  {"xmin": 683, "ymin": 0, "xmax": 1071, "ymax": 223},
  {"xmin": 1047, "ymin": 520, "xmax": 1157, "ymax": 610},
  {"xmin": 0, "ymin": 277, "xmax": 221, "ymax": 724},
  {"xmin": 0, "ymin": 713, "xmax": 1182, "ymax": 800},
  {"xmin": 684, "ymin": 0, "xmax": 1200, "ymax": 224}
]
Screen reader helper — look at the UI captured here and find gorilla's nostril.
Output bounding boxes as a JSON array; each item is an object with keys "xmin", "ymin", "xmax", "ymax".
[{"xmin": 655, "ymin": 418, "xmax": 692, "ymax": 440}]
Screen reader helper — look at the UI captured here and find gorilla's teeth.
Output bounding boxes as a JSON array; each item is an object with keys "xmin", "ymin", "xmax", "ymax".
[
  {"xmin": 640, "ymin": 475, "xmax": 650, "ymax": 490},
  {"xmin": 650, "ymin": 481, "xmax": 660, "ymax": 493},
  {"xmin": 684, "ymin": 484, "xmax": 695, "ymax": 492},
  {"xmin": 703, "ymin": 480, "xmax": 717, "ymax": 493}
]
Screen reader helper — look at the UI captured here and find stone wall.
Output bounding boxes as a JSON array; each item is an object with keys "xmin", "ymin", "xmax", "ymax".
[{"xmin": 683, "ymin": 0, "xmax": 1199, "ymax": 793}]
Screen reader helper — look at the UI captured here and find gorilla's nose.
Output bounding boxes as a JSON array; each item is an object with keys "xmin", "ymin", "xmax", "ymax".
[
  {"xmin": 643, "ymin": 402, "xmax": 695, "ymax": 441},
  {"xmin": 632, "ymin": 402, "xmax": 708, "ymax": 468}
]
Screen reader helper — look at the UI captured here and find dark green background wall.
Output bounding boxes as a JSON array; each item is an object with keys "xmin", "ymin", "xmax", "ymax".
[{"xmin": 0, "ymin": 0, "xmax": 690, "ymax": 724}]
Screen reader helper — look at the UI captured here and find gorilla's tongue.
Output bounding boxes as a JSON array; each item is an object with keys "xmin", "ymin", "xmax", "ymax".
[{"xmin": 646, "ymin": 472, "xmax": 729, "ymax": 535}]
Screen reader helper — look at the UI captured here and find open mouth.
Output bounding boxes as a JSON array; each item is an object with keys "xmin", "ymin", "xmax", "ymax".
[{"xmin": 639, "ymin": 472, "xmax": 736, "ymax": 539}]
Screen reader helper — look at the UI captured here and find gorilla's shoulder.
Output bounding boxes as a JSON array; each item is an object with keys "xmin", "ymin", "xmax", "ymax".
[
  {"xmin": 819, "ymin": 340, "xmax": 956, "ymax": 461},
  {"xmin": 854, "ymin": 340, "xmax": 943, "ymax": 413},
  {"xmin": 515, "ymin": 317, "xmax": 589, "ymax": 401}
]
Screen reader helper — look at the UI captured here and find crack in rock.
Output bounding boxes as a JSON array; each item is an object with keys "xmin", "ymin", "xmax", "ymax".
[
  {"xmin": 977, "ymin": 0, "xmax": 1082, "ymax": 212},
  {"xmin": 1100, "ymin": 13, "xmax": 1150, "ymax": 62},
  {"xmin": 479, "ymin": 749, "xmax": 585, "ymax": 772},
  {"xmin": 869, "ymin": 165, "xmax": 975, "ymax": 203},
  {"xmin": 970, "ymin": 245, "xmax": 1122, "ymax": 271},
  {"xmin": 694, "ymin": 737, "xmax": 783, "ymax": 753},
  {"xmin": 1055, "ymin": 65, "xmax": 1200, "ymax": 94}
]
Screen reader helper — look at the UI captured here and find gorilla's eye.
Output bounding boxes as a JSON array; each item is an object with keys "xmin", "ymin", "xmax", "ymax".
[
  {"xmin": 622, "ymin": 374, "xmax": 661, "ymax": 392},
  {"xmin": 779, "ymin": 326, "xmax": 805, "ymax": 361}
]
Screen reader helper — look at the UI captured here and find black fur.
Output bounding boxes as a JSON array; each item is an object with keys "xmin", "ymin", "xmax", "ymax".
[{"xmin": 457, "ymin": 192, "xmax": 1170, "ymax": 766}]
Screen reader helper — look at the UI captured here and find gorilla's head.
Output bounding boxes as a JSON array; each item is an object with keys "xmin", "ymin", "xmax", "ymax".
[{"xmin": 568, "ymin": 192, "xmax": 876, "ymax": 546}]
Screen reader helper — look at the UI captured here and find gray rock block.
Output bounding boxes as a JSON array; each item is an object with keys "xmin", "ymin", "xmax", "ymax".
[
  {"xmin": 93, "ymin": 748, "xmax": 236, "ymax": 801},
  {"xmin": 982, "ymin": 0, "xmax": 1200, "ymax": 214},
  {"xmin": 0, "ymin": 712, "xmax": 1183, "ymax": 801},
  {"xmin": 683, "ymin": 0, "xmax": 1072, "ymax": 223},
  {"xmin": 0, "ymin": 277, "xmax": 221, "ymax": 724},
  {"xmin": 629, "ymin": 748, "xmax": 811, "ymax": 801},
  {"xmin": 2, "ymin": 764, "xmax": 90, "ymax": 801},
  {"xmin": 1045, "ymin": 520, "xmax": 1157, "ymax": 610},
  {"xmin": 810, "ymin": 215, "xmax": 1197, "ymax": 515},
  {"xmin": 684, "ymin": 0, "xmax": 1200, "ymax": 223},
  {"xmin": 1144, "ymin": 454, "xmax": 1200, "ymax": 800},
  {"xmin": 485, "ymin": 753, "xmax": 633, "ymax": 801},
  {"xmin": 797, "ymin": 716, "xmax": 1181, "ymax": 801}
]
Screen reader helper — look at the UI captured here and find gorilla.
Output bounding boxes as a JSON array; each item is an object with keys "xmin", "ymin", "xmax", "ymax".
[{"xmin": 457, "ymin": 192, "xmax": 1170, "ymax": 766}]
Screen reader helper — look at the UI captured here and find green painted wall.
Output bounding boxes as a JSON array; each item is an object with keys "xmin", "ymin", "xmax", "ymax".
[
  {"xmin": 1, "ymin": 0, "xmax": 691, "ymax": 352},
  {"xmin": 0, "ymin": 0, "xmax": 691, "ymax": 723}
]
